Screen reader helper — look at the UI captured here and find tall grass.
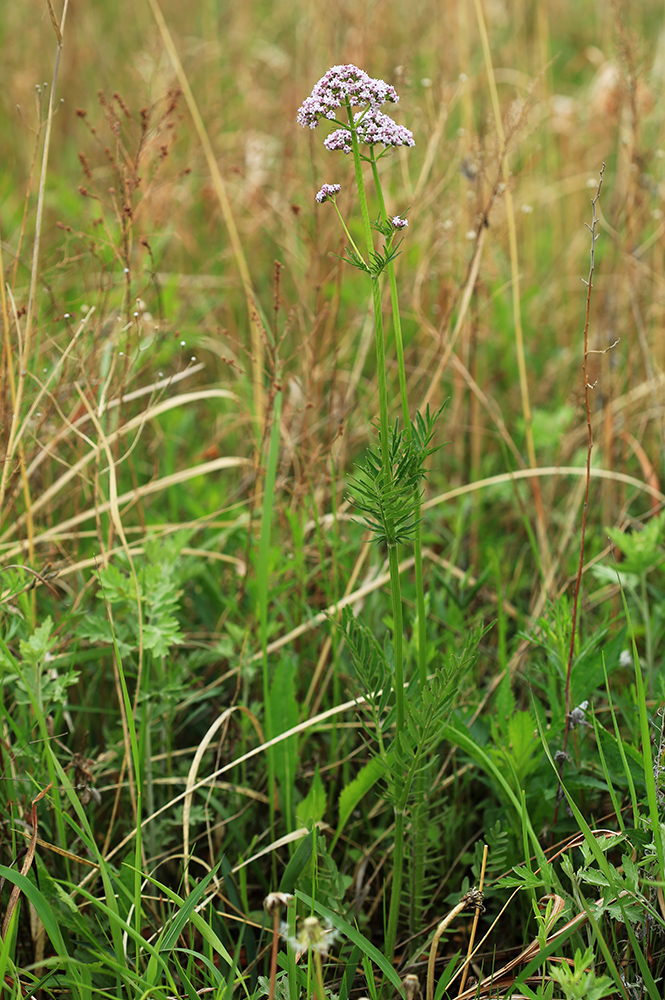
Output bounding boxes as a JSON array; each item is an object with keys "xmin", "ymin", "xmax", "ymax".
[{"xmin": 2, "ymin": 1, "xmax": 665, "ymax": 998}]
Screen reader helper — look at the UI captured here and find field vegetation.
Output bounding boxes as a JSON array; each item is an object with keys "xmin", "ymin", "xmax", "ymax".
[{"xmin": 1, "ymin": 1, "xmax": 665, "ymax": 998}]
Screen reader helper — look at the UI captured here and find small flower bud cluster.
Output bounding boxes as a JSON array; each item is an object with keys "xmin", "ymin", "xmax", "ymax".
[
  {"xmin": 315, "ymin": 183, "xmax": 341, "ymax": 203},
  {"xmin": 392, "ymin": 215, "xmax": 408, "ymax": 230},
  {"xmin": 324, "ymin": 108, "xmax": 415, "ymax": 155},
  {"xmin": 297, "ymin": 64, "xmax": 398, "ymax": 129}
]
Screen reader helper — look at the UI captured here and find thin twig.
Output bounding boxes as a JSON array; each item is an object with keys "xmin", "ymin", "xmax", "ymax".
[
  {"xmin": 458, "ymin": 845, "xmax": 488, "ymax": 994},
  {"xmin": 553, "ymin": 163, "xmax": 616, "ymax": 828},
  {"xmin": 426, "ymin": 888, "xmax": 484, "ymax": 1000}
]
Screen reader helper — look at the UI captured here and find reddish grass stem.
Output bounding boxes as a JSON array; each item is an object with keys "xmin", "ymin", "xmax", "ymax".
[{"xmin": 553, "ymin": 163, "xmax": 611, "ymax": 828}]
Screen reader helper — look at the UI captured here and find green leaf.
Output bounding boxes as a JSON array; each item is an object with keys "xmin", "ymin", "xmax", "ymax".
[
  {"xmin": 279, "ymin": 830, "xmax": 314, "ymax": 894},
  {"xmin": 146, "ymin": 860, "xmax": 223, "ymax": 982},
  {"xmin": 332, "ymin": 756, "xmax": 383, "ymax": 849},
  {"xmin": 495, "ymin": 864, "xmax": 551, "ymax": 890},
  {"xmin": 0, "ymin": 867, "xmax": 70, "ymax": 957},
  {"xmin": 139, "ymin": 870, "xmax": 234, "ymax": 972},
  {"xmin": 18, "ymin": 617, "xmax": 54, "ymax": 667},
  {"xmin": 296, "ymin": 765, "xmax": 326, "ymax": 828}
]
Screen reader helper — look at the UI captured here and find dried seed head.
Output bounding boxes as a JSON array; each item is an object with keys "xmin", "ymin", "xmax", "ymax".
[
  {"xmin": 263, "ymin": 892, "xmax": 294, "ymax": 916},
  {"xmin": 403, "ymin": 974, "xmax": 420, "ymax": 1000}
]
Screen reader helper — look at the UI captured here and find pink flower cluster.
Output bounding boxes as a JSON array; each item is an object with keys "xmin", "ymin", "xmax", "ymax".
[
  {"xmin": 297, "ymin": 64, "xmax": 398, "ymax": 129},
  {"xmin": 324, "ymin": 108, "xmax": 415, "ymax": 155},
  {"xmin": 315, "ymin": 183, "xmax": 341, "ymax": 203}
]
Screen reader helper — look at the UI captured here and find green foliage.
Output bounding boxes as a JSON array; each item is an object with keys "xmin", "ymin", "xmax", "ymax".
[
  {"xmin": 349, "ymin": 406, "xmax": 442, "ymax": 548},
  {"xmin": 548, "ymin": 947, "xmax": 615, "ymax": 1000},
  {"xmin": 0, "ymin": 617, "xmax": 78, "ymax": 713},
  {"xmin": 606, "ymin": 512, "xmax": 665, "ymax": 576},
  {"xmin": 78, "ymin": 538, "xmax": 186, "ymax": 660},
  {"xmin": 335, "ymin": 238, "xmax": 404, "ymax": 277}
]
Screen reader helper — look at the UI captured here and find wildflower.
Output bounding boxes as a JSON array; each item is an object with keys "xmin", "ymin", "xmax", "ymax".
[
  {"xmin": 324, "ymin": 108, "xmax": 415, "ymax": 154},
  {"xmin": 281, "ymin": 915, "xmax": 338, "ymax": 957},
  {"xmin": 392, "ymin": 215, "xmax": 408, "ymax": 230},
  {"xmin": 297, "ymin": 64, "xmax": 398, "ymax": 129},
  {"xmin": 315, "ymin": 183, "xmax": 341, "ymax": 203}
]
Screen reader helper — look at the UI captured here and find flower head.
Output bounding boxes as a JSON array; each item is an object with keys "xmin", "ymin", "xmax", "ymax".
[
  {"xmin": 297, "ymin": 64, "xmax": 398, "ymax": 129},
  {"xmin": 281, "ymin": 915, "xmax": 339, "ymax": 957},
  {"xmin": 263, "ymin": 892, "xmax": 294, "ymax": 916},
  {"xmin": 392, "ymin": 215, "xmax": 408, "ymax": 230},
  {"xmin": 315, "ymin": 183, "xmax": 341, "ymax": 203},
  {"xmin": 323, "ymin": 108, "xmax": 415, "ymax": 154}
]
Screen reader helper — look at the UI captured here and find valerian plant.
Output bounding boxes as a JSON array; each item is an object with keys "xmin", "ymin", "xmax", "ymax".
[{"xmin": 298, "ymin": 64, "xmax": 445, "ymax": 964}]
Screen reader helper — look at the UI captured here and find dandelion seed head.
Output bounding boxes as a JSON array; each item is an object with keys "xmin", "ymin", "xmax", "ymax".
[
  {"xmin": 263, "ymin": 892, "xmax": 294, "ymax": 915},
  {"xmin": 180, "ymin": 340, "xmax": 186, "ymax": 346},
  {"xmin": 281, "ymin": 915, "xmax": 338, "ymax": 957}
]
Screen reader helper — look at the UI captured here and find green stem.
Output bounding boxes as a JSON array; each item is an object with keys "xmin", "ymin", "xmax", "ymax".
[
  {"xmin": 640, "ymin": 574, "xmax": 653, "ymax": 699},
  {"xmin": 386, "ymin": 809, "xmax": 405, "ymax": 967},
  {"xmin": 349, "ymin": 110, "xmax": 409, "ymax": 970},
  {"xmin": 370, "ymin": 152, "xmax": 429, "ymax": 938},
  {"xmin": 369, "ymin": 152, "xmax": 410, "ymax": 430},
  {"xmin": 258, "ymin": 387, "xmax": 283, "ymax": 847},
  {"xmin": 348, "ymin": 107, "xmax": 390, "ymax": 472},
  {"xmin": 332, "ymin": 200, "xmax": 365, "ymax": 262},
  {"xmin": 369, "ymin": 152, "xmax": 428, "ymax": 691},
  {"xmin": 313, "ymin": 952, "xmax": 327, "ymax": 1000},
  {"xmin": 388, "ymin": 546, "xmax": 405, "ymax": 734},
  {"xmin": 386, "ymin": 544, "xmax": 406, "ymax": 970}
]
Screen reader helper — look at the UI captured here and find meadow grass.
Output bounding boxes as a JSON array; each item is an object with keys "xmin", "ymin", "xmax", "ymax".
[{"xmin": 1, "ymin": 1, "xmax": 665, "ymax": 998}]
